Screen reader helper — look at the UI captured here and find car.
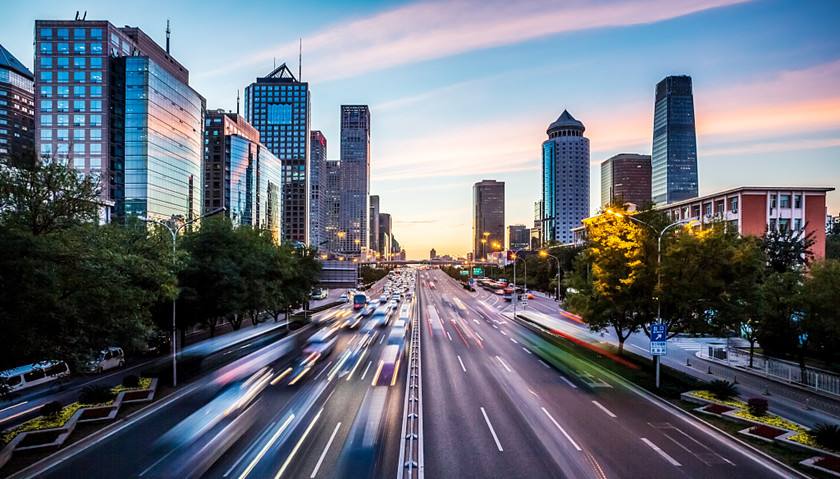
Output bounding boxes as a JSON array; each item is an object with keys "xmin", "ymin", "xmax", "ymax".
[
  {"xmin": 379, "ymin": 295, "xmax": 388, "ymax": 304},
  {"xmin": 82, "ymin": 347, "xmax": 125, "ymax": 374},
  {"xmin": 339, "ymin": 293, "xmax": 350, "ymax": 303},
  {"xmin": 310, "ymin": 288, "xmax": 328, "ymax": 300},
  {"xmin": 0, "ymin": 360, "xmax": 70, "ymax": 393}
]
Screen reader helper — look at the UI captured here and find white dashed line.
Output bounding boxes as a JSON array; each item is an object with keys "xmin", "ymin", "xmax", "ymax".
[
  {"xmin": 457, "ymin": 355, "xmax": 467, "ymax": 373},
  {"xmin": 495, "ymin": 356, "xmax": 512, "ymax": 373},
  {"xmin": 509, "ymin": 337, "xmax": 518, "ymax": 344},
  {"xmin": 541, "ymin": 407, "xmax": 582, "ymax": 451},
  {"xmin": 521, "ymin": 347, "xmax": 532, "ymax": 355},
  {"xmin": 592, "ymin": 400, "xmax": 617, "ymax": 418},
  {"xmin": 539, "ymin": 359, "xmax": 550, "ymax": 368},
  {"xmin": 559, "ymin": 376, "xmax": 577, "ymax": 389},
  {"xmin": 480, "ymin": 407, "xmax": 504, "ymax": 452},
  {"xmin": 641, "ymin": 437, "xmax": 681, "ymax": 466}
]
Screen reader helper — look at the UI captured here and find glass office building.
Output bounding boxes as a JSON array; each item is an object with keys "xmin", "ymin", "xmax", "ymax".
[
  {"xmin": 310, "ymin": 130, "xmax": 327, "ymax": 249},
  {"xmin": 256, "ymin": 146, "xmax": 282, "ymax": 242},
  {"xmin": 339, "ymin": 105, "xmax": 370, "ymax": 254},
  {"xmin": 542, "ymin": 110, "xmax": 590, "ymax": 244},
  {"xmin": 651, "ymin": 75, "xmax": 698, "ymax": 205},
  {"xmin": 0, "ymin": 44, "xmax": 35, "ymax": 163},
  {"xmin": 245, "ymin": 64, "xmax": 309, "ymax": 244}
]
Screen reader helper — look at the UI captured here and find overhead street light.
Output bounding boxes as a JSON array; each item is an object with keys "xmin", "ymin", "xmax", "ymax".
[{"xmin": 538, "ymin": 249, "xmax": 561, "ymax": 303}]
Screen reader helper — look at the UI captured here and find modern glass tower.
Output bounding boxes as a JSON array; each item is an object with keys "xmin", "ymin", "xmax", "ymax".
[
  {"xmin": 245, "ymin": 64, "xmax": 310, "ymax": 244},
  {"xmin": 600, "ymin": 153, "xmax": 651, "ymax": 208},
  {"xmin": 338, "ymin": 105, "xmax": 370, "ymax": 254},
  {"xmin": 651, "ymin": 75, "xmax": 698, "ymax": 204},
  {"xmin": 0, "ymin": 44, "xmax": 34, "ymax": 164},
  {"xmin": 309, "ymin": 130, "xmax": 327, "ymax": 249},
  {"xmin": 542, "ymin": 110, "xmax": 590, "ymax": 244},
  {"xmin": 473, "ymin": 179, "xmax": 505, "ymax": 260}
]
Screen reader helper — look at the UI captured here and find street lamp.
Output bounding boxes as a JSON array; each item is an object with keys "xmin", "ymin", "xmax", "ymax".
[
  {"xmin": 605, "ymin": 208, "xmax": 699, "ymax": 388},
  {"xmin": 538, "ymin": 249, "xmax": 561, "ymax": 303},
  {"xmin": 143, "ymin": 207, "xmax": 226, "ymax": 387},
  {"xmin": 511, "ymin": 249, "xmax": 528, "ymax": 319}
]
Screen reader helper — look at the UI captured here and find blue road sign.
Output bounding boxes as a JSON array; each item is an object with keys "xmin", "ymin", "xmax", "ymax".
[
  {"xmin": 650, "ymin": 341, "xmax": 667, "ymax": 356},
  {"xmin": 651, "ymin": 323, "xmax": 667, "ymax": 342}
]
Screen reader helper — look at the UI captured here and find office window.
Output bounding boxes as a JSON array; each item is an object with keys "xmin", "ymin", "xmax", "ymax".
[
  {"xmin": 40, "ymin": 71, "xmax": 53, "ymax": 82},
  {"xmin": 780, "ymin": 194, "xmax": 791, "ymax": 209},
  {"xmin": 56, "ymin": 100, "xmax": 69, "ymax": 112},
  {"xmin": 40, "ymin": 57, "xmax": 53, "ymax": 68},
  {"xmin": 57, "ymin": 72, "xmax": 69, "ymax": 83},
  {"xmin": 40, "ymin": 144, "xmax": 52, "ymax": 156},
  {"xmin": 40, "ymin": 100, "xmax": 53, "ymax": 112},
  {"xmin": 90, "ymin": 157, "xmax": 101, "ymax": 169},
  {"xmin": 73, "ymin": 100, "xmax": 85, "ymax": 112},
  {"xmin": 73, "ymin": 57, "xmax": 86, "ymax": 69},
  {"xmin": 90, "ymin": 115, "xmax": 101, "ymax": 126},
  {"xmin": 40, "ymin": 28, "xmax": 52, "ymax": 39},
  {"xmin": 57, "ymin": 57, "xmax": 69, "ymax": 69},
  {"xmin": 90, "ymin": 86, "xmax": 102, "ymax": 97},
  {"xmin": 90, "ymin": 57, "xmax": 102, "ymax": 68},
  {"xmin": 90, "ymin": 71, "xmax": 102, "ymax": 83},
  {"xmin": 39, "ymin": 43, "xmax": 52, "ymax": 54},
  {"xmin": 73, "ymin": 143, "xmax": 85, "ymax": 155},
  {"xmin": 40, "ymin": 129, "xmax": 52, "ymax": 140},
  {"xmin": 794, "ymin": 195, "xmax": 802, "ymax": 209},
  {"xmin": 730, "ymin": 197, "xmax": 738, "ymax": 213},
  {"xmin": 90, "ymin": 100, "xmax": 102, "ymax": 112},
  {"xmin": 73, "ymin": 43, "xmax": 86, "ymax": 54},
  {"xmin": 57, "ymin": 86, "xmax": 69, "ymax": 98},
  {"xmin": 74, "ymin": 28, "xmax": 85, "ymax": 39},
  {"xmin": 56, "ymin": 129, "xmax": 68, "ymax": 141},
  {"xmin": 57, "ymin": 115, "xmax": 69, "ymax": 126},
  {"xmin": 73, "ymin": 72, "xmax": 86, "ymax": 83},
  {"xmin": 40, "ymin": 114, "xmax": 53, "ymax": 126},
  {"xmin": 40, "ymin": 86, "xmax": 53, "ymax": 98},
  {"xmin": 90, "ymin": 43, "xmax": 103, "ymax": 54},
  {"xmin": 57, "ymin": 43, "xmax": 69, "ymax": 54},
  {"xmin": 90, "ymin": 129, "xmax": 101, "ymax": 140},
  {"xmin": 57, "ymin": 28, "xmax": 69, "ymax": 40},
  {"xmin": 73, "ymin": 115, "xmax": 85, "ymax": 126},
  {"xmin": 90, "ymin": 143, "xmax": 101, "ymax": 155},
  {"xmin": 73, "ymin": 129, "xmax": 85, "ymax": 141},
  {"xmin": 91, "ymin": 28, "xmax": 103, "ymax": 40},
  {"xmin": 73, "ymin": 86, "xmax": 86, "ymax": 97}
]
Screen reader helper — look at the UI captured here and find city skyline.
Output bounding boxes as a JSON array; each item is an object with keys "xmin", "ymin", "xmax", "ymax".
[{"xmin": 2, "ymin": 0, "xmax": 839, "ymax": 257}]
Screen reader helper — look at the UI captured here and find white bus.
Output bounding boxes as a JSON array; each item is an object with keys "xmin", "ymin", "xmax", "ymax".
[{"xmin": 0, "ymin": 360, "xmax": 70, "ymax": 393}]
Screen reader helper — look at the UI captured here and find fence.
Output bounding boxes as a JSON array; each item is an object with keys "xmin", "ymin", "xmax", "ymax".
[{"xmin": 701, "ymin": 345, "xmax": 840, "ymax": 398}]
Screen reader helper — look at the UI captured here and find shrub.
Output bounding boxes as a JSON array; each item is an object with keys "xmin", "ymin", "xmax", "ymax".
[
  {"xmin": 78, "ymin": 385, "xmax": 115, "ymax": 405},
  {"xmin": 707, "ymin": 379, "xmax": 738, "ymax": 400},
  {"xmin": 40, "ymin": 401, "xmax": 63, "ymax": 418},
  {"xmin": 747, "ymin": 397, "xmax": 769, "ymax": 417},
  {"xmin": 813, "ymin": 423, "xmax": 840, "ymax": 451},
  {"xmin": 122, "ymin": 374, "xmax": 140, "ymax": 388}
]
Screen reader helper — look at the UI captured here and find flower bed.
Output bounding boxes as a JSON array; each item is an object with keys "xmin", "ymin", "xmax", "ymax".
[
  {"xmin": 730, "ymin": 409, "xmax": 806, "ymax": 432},
  {"xmin": 683, "ymin": 390, "xmax": 747, "ymax": 408},
  {"xmin": 1, "ymin": 403, "xmax": 87, "ymax": 446},
  {"xmin": 816, "ymin": 456, "xmax": 840, "ymax": 472},
  {"xmin": 703, "ymin": 404, "xmax": 734, "ymax": 415},
  {"xmin": 749, "ymin": 424, "xmax": 787, "ymax": 439},
  {"xmin": 111, "ymin": 377, "xmax": 152, "ymax": 394}
]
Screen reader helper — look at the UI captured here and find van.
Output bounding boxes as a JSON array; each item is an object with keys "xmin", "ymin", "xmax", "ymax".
[
  {"xmin": 82, "ymin": 347, "xmax": 125, "ymax": 374},
  {"xmin": 0, "ymin": 360, "xmax": 70, "ymax": 393}
]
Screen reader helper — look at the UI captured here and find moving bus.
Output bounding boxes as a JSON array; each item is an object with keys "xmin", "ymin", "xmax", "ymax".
[
  {"xmin": 0, "ymin": 360, "xmax": 70, "ymax": 393},
  {"xmin": 374, "ymin": 345, "xmax": 401, "ymax": 386},
  {"xmin": 353, "ymin": 293, "xmax": 369, "ymax": 310}
]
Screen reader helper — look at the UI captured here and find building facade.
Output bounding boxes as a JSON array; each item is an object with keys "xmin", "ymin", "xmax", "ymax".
[
  {"xmin": 657, "ymin": 186, "xmax": 834, "ymax": 258},
  {"xmin": 244, "ymin": 64, "xmax": 309, "ymax": 244},
  {"xmin": 379, "ymin": 212, "xmax": 392, "ymax": 259},
  {"xmin": 0, "ymin": 44, "xmax": 34, "ymax": 164},
  {"xmin": 34, "ymin": 20, "xmax": 203, "ymax": 223},
  {"xmin": 369, "ymin": 194, "xmax": 380, "ymax": 255},
  {"xmin": 203, "ymin": 110, "xmax": 281, "ymax": 240},
  {"xmin": 310, "ymin": 130, "xmax": 327, "ymax": 249},
  {"xmin": 651, "ymin": 75, "xmax": 698, "ymax": 205},
  {"xmin": 542, "ymin": 110, "xmax": 590, "ymax": 245},
  {"xmin": 324, "ymin": 159, "xmax": 341, "ymax": 252},
  {"xmin": 473, "ymin": 179, "xmax": 505, "ymax": 260},
  {"xmin": 600, "ymin": 153, "xmax": 652, "ymax": 208},
  {"xmin": 508, "ymin": 224, "xmax": 530, "ymax": 251},
  {"xmin": 338, "ymin": 105, "xmax": 371, "ymax": 254}
]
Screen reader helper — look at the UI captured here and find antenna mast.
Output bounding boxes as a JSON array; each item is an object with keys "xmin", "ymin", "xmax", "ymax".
[
  {"xmin": 165, "ymin": 20, "xmax": 170, "ymax": 54},
  {"xmin": 298, "ymin": 38, "xmax": 302, "ymax": 80},
  {"xmin": 236, "ymin": 89, "xmax": 240, "ymax": 115}
]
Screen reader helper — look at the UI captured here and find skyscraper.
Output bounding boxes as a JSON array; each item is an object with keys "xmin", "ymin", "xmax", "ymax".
[
  {"xmin": 0, "ymin": 44, "xmax": 34, "ymax": 164},
  {"xmin": 651, "ymin": 75, "xmax": 698, "ymax": 205},
  {"xmin": 473, "ymin": 179, "xmax": 505, "ymax": 260},
  {"xmin": 542, "ymin": 110, "xmax": 590, "ymax": 244},
  {"xmin": 324, "ymin": 159, "xmax": 341, "ymax": 252},
  {"xmin": 203, "ymin": 110, "xmax": 281, "ymax": 240},
  {"xmin": 379, "ymin": 212, "xmax": 392, "ymax": 259},
  {"xmin": 508, "ymin": 224, "xmax": 529, "ymax": 251},
  {"xmin": 600, "ymin": 153, "xmax": 652, "ymax": 208},
  {"xmin": 34, "ymin": 20, "xmax": 205, "ymax": 223},
  {"xmin": 245, "ymin": 64, "xmax": 310, "ymax": 244},
  {"xmin": 310, "ymin": 130, "xmax": 327, "ymax": 249},
  {"xmin": 338, "ymin": 105, "xmax": 370, "ymax": 254},
  {"xmin": 369, "ymin": 194, "xmax": 380, "ymax": 255}
]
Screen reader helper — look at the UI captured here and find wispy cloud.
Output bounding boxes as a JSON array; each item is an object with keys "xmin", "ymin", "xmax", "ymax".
[{"xmin": 198, "ymin": 0, "xmax": 748, "ymax": 81}]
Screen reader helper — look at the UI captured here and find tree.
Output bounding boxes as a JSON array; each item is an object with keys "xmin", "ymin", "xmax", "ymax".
[
  {"xmin": 762, "ymin": 227, "xmax": 815, "ymax": 273},
  {"xmin": 800, "ymin": 260, "xmax": 840, "ymax": 366}
]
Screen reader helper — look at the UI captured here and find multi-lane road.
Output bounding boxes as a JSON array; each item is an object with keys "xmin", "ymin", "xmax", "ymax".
[{"xmin": 10, "ymin": 269, "xmax": 801, "ymax": 479}]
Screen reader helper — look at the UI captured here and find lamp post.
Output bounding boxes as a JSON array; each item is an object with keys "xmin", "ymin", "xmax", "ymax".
[
  {"xmin": 511, "ymin": 249, "xmax": 527, "ymax": 319},
  {"xmin": 143, "ymin": 207, "xmax": 225, "ymax": 387},
  {"xmin": 605, "ymin": 208, "xmax": 699, "ymax": 388},
  {"xmin": 538, "ymin": 250, "xmax": 561, "ymax": 303}
]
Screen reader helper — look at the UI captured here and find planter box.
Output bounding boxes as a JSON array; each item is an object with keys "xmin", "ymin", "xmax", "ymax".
[
  {"xmin": 738, "ymin": 425, "xmax": 786, "ymax": 443},
  {"xmin": 801, "ymin": 456, "xmax": 840, "ymax": 478},
  {"xmin": 777, "ymin": 431, "xmax": 840, "ymax": 458}
]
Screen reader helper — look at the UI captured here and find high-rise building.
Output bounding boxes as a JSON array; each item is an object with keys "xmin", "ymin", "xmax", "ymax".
[
  {"xmin": 338, "ymin": 105, "xmax": 370, "ymax": 254},
  {"xmin": 245, "ymin": 64, "xmax": 310, "ymax": 244},
  {"xmin": 379, "ymin": 212, "xmax": 392, "ymax": 259},
  {"xmin": 369, "ymin": 194, "xmax": 380, "ymax": 254},
  {"xmin": 508, "ymin": 224, "xmax": 529, "ymax": 251},
  {"xmin": 600, "ymin": 153, "xmax": 652, "ymax": 208},
  {"xmin": 203, "ymin": 110, "xmax": 281, "ymax": 240},
  {"xmin": 531, "ymin": 200, "xmax": 543, "ymax": 249},
  {"xmin": 430, "ymin": 248, "xmax": 437, "ymax": 259},
  {"xmin": 0, "ymin": 44, "xmax": 34, "ymax": 164},
  {"xmin": 324, "ymin": 159, "xmax": 341, "ymax": 252},
  {"xmin": 651, "ymin": 75, "xmax": 698, "ymax": 205},
  {"xmin": 542, "ymin": 110, "xmax": 589, "ymax": 244},
  {"xmin": 473, "ymin": 179, "xmax": 505, "ymax": 260},
  {"xmin": 34, "ymin": 20, "xmax": 205, "ymax": 223},
  {"xmin": 310, "ymin": 130, "xmax": 327, "ymax": 249}
]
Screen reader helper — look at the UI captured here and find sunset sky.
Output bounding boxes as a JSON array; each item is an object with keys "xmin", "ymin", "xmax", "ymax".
[{"xmin": 4, "ymin": 0, "xmax": 840, "ymax": 258}]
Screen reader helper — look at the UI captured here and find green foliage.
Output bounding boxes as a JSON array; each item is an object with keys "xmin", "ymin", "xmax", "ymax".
[
  {"xmin": 78, "ymin": 385, "xmax": 115, "ymax": 404},
  {"xmin": 813, "ymin": 423, "xmax": 840, "ymax": 451},
  {"xmin": 761, "ymin": 227, "xmax": 815, "ymax": 273},
  {"xmin": 799, "ymin": 259, "xmax": 840, "ymax": 365},
  {"xmin": 360, "ymin": 265, "xmax": 389, "ymax": 285},
  {"xmin": 707, "ymin": 379, "xmax": 739, "ymax": 400},
  {"xmin": 122, "ymin": 375, "xmax": 140, "ymax": 388},
  {"xmin": 40, "ymin": 401, "xmax": 63, "ymax": 418},
  {"xmin": 747, "ymin": 397, "xmax": 769, "ymax": 417}
]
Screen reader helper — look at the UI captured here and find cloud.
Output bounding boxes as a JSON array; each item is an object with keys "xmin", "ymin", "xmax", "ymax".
[{"xmin": 198, "ymin": 0, "xmax": 748, "ymax": 82}]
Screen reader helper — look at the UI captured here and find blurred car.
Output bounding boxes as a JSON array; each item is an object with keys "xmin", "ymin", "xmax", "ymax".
[
  {"xmin": 82, "ymin": 347, "xmax": 125, "ymax": 374},
  {"xmin": 339, "ymin": 293, "xmax": 350, "ymax": 303}
]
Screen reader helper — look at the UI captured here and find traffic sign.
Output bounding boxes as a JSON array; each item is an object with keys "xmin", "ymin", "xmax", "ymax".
[
  {"xmin": 650, "ymin": 341, "xmax": 667, "ymax": 356},
  {"xmin": 472, "ymin": 267, "xmax": 484, "ymax": 276},
  {"xmin": 459, "ymin": 270, "xmax": 469, "ymax": 276},
  {"xmin": 651, "ymin": 323, "xmax": 667, "ymax": 342}
]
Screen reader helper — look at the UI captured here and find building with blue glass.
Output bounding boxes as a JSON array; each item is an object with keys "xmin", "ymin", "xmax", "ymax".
[
  {"xmin": 0, "ymin": 44, "xmax": 34, "ymax": 164},
  {"xmin": 310, "ymin": 130, "xmax": 327, "ymax": 249},
  {"xmin": 651, "ymin": 75, "xmax": 698, "ymax": 205},
  {"xmin": 339, "ymin": 105, "xmax": 370, "ymax": 254},
  {"xmin": 541, "ymin": 110, "xmax": 590, "ymax": 245},
  {"xmin": 244, "ymin": 64, "xmax": 310, "ymax": 244}
]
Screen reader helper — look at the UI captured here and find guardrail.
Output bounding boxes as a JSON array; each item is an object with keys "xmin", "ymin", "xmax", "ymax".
[{"xmin": 397, "ymin": 276, "xmax": 424, "ymax": 479}]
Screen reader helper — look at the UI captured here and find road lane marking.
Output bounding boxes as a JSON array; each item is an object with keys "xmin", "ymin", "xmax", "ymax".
[
  {"xmin": 276, "ymin": 408, "xmax": 324, "ymax": 478},
  {"xmin": 346, "ymin": 348, "xmax": 368, "ymax": 381},
  {"xmin": 509, "ymin": 337, "xmax": 518, "ymax": 344},
  {"xmin": 238, "ymin": 414, "xmax": 296, "ymax": 479},
  {"xmin": 0, "ymin": 403, "xmax": 41, "ymax": 425},
  {"xmin": 360, "ymin": 360, "xmax": 373, "ymax": 380},
  {"xmin": 500, "ymin": 330, "xmax": 508, "ymax": 336},
  {"xmin": 641, "ymin": 437, "xmax": 681, "ymax": 467},
  {"xmin": 592, "ymin": 400, "xmax": 617, "ymax": 418},
  {"xmin": 313, "ymin": 360, "xmax": 333, "ymax": 381},
  {"xmin": 528, "ymin": 388, "xmax": 539, "ymax": 397},
  {"xmin": 559, "ymin": 376, "xmax": 578, "ymax": 389},
  {"xmin": 538, "ymin": 359, "xmax": 550, "ymax": 368},
  {"xmin": 446, "ymin": 331, "xmax": 452, "ymax": 342},
  {"xmin": 0, "ymin": 401, "xmax": 28, "ymax": 415},
  {"xmin": 473, "ymin": 319, "xmax": 480, "ymax": 325},
  {"xmin": 310, "ymin": 422, "xmax": 341, "ymax": 478},
  {"xmin": 457, "ymin": 355, "xmax": 467, "ymax": 373},
  {"xmin": 480, "ymin": 407, "xmax": 503, "ymax": 452},
  {"xmin": 139, "ymin": 449, "xmax": 176, "ymax": 477},
  {"xmin": 224, "ymin": 420, "xmax": 278, "ymax": 477},
  {"xmin": 521, "ymin": 347, "xmax": 533, "ymax": 355},
  {"xmin": 474, "ymin": 332, "xmax": 484, "ymax": 342},
  {"xmin": 495, "ymin": 356, "xmax": 512, "ymax": 373},
  {"xmin": 492, "ymin": 324, "xmax": 498, "ymax": 329},
  {"xmin": 541, "ymin": 407, "xmax": 582, "ymax": 451},
  {"xmin": 271, "ymin": 367, "xmax": 293, "ymax": 385}
]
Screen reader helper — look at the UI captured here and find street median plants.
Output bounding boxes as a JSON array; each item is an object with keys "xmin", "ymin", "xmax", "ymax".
[
  {"xmin": 707, "ymin": 379, "xmax": 738, "ymax": 401},
  {"xmin": 813, "ymin": 423, "xmax": 840, "ymax": 452}
]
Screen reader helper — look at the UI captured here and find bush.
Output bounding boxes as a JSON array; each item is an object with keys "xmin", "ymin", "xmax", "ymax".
[
  {"xmin": 40, "ymin": 401, "xmax": 63, "ymax": 417},
  {"xmin": 707, "ymin": 379, "xmax": 738, "ymax": 400},
  {"xmin": 747, "ymin": 397, "xmax": 769, "ymax": 417},
  {"xmin": 813, "ymin": 423, "xmax": 840, "ymax": 451},
  {"xmin": 122, "ymin": 374, "xmax": 140, "ymax": 388},
  {"xmin": 78, "ymin": 385, "xmax": 115, "ymax": 405}
]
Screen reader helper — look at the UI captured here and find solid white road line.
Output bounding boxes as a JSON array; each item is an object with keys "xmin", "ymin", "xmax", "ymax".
[
  {"xmin": 310, "ymin": 422, "xmax": 342, "ymax": 478},
  {"xmin": 641, "ymin": 437, "xmax": 682, "ymax": 467},
  {"xmin": 492, "ymin": 324, "xmax": 498, "ymax": 329},
  {"xmin": 238, "ymin": 414, "xmax": 296, "ymax": 479},
  {"xmin": 474, "ymin": 332, "xmax": 484, "ymax": 342},
  {"xmin": 276, "ymin": 408, "xmax": 324, "ymax": 478},
  {"xmin": 541, "ymin": 407, "xmax": 582, "ymax": 451},
  {"xmin": 592, "ymin": 400, "xmax": 617, "ymax": 418},
  {"xmin": 224, "ymin": 420, "xmax": 278, "ymax": 477},
  {"xmin": 360, "ymin": 360, "xmax": 373, "ymax": 380},
  {"xmin": 521, "ymin": 347, "xmax": 533, "ymax": 355},
  {"xmin": 480, "ymin": 407, "xmax": 504, "ymax": 452},
  {"xmin": 559, "ymin": 376, "xmax": 578, "ymax": 389},
  {"xmin": 495, "ymin": 356, "xmax": 512, "ymax": 373},
  {"xmin": 138, "ymin": 449, "xmax": 175, "ymax": 477},
  {"xmin": 0, "ymin": 401, "xmax": 28, "ymax": 415},
  {"xmin": 457, "ymin": 355, "xmax": 467, "ymax": 373}
]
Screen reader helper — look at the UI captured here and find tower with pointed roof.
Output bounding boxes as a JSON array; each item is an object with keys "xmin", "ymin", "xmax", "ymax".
[
  {"xmin": 541, "ymin": 109, "xmax": 590, "ymax": 244},
  {"xmin": 0, "ymin": 43, "xmax": 34, "ymax": 163}
]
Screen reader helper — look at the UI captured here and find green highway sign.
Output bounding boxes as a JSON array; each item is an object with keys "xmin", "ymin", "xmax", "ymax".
[
  {"xmin": 472, "ymin": 267, "xmax": 484, "ymax": 276},
  {"xmin": 459, "ymin": 270, "xmax": 469, "ymax": 276}
]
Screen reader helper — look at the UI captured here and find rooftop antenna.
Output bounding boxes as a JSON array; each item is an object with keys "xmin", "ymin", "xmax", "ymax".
[
  {"xmin": 298, "ymin": 38, "xmax": 302, "ymax": 80},
  {"xmin": 165, "ymin": 19, "xmax": 170, "ymax": 54},
  {"xmin": 273, "ymin": 57, "xmax": 276, "ymax": 70},
  {"xmin": 82, "ymin": 11, "xmax": 87, "ymax": 20},
  {"xmin": 74, "ymin": 11, "xmax": 79, "ymax": 20},
  {"xmin": 236, "ymin": 89, "xmax": 240, "ymax": 116}
]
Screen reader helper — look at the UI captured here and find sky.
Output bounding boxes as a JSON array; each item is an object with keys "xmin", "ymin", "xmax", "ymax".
[{"xmin": 3, "ymin": 0, "xmax": 840, "ymax": 258}]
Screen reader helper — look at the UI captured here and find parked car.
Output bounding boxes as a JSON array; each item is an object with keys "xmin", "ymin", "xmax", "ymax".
[
  {"xmin": 82, "ymin": 347, "xmax": 125, "ymax": 374},
  {"xmin": 0, "ymin": 360, "xmax": 70, "ymax": 393}
]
